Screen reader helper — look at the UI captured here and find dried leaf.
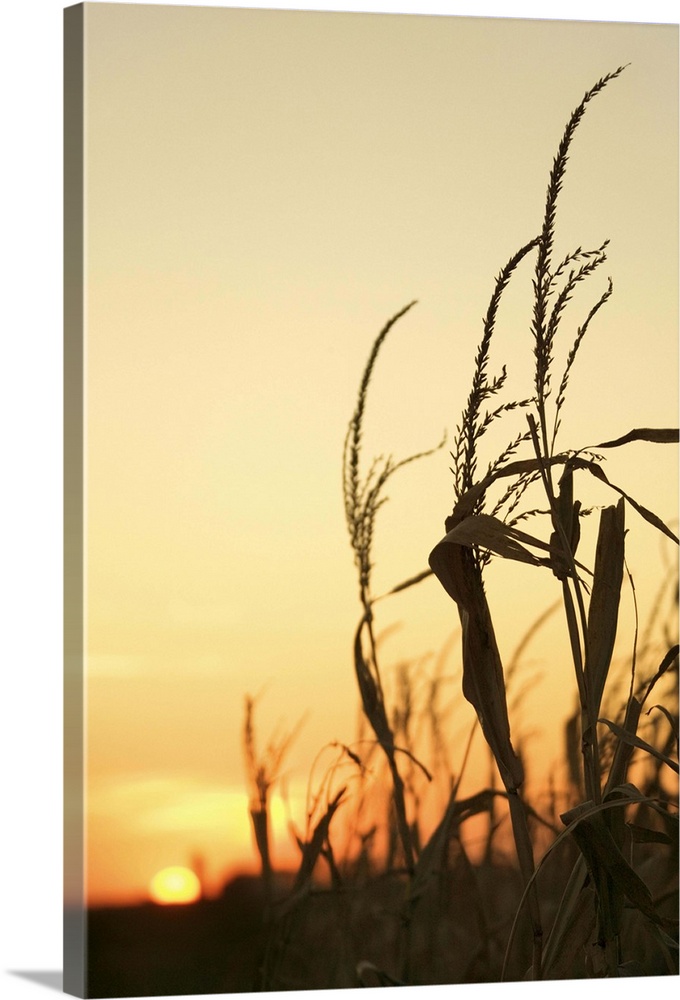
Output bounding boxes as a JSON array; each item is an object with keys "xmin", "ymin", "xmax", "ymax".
[
  {"xmin": 605, "ymin": 696, "xmax": 642, "ymax": 796},
  {"xmin": 582, "ymin": 461, "xmax": 679, "ymax": 544},
  {"xmin": 643, "ymin": 644, "xmax": 680, "ymax": 706},
  {"xmin": 429, "ymin": 540, "xmax": 524, "ymax": 791},
  {"xmin": 561, "ymin": 801, "xmax": 663, "ymax": 929},
  {"xmin": 541, "ymin": 856, "xmax": 595, "ymax": 979},
  {"xmin": 627, "ymin": 823, "xmax": 673, "ymax": 846},
  {"xmin": 446, "ymin": 453, "xmax": 678, "ymax": 545},
  {"xmin": 353, "ymin": 617, "xmax": 391, "ymax": 747},
  {"xmin": 378, "ymin": 567, "xmax": 433, "ymax": 599},
  {"xmin": 432, "ymin": 513, "xmax": 591, "ymax": 578},
  {"xmin": 596, "ymin": 427, "xmax": 679, "ymax": 448},
  {"xmin": 438, "ymin": 514, "xmax": 547, "ymax": 564},
  {"xmin": 598, "ymin": 717, "xmax": 680, "ymax": 774},
  {"xmin": 584, "ymin": 500, "xmax": 625, "ymax": 722},
  {"xmin": 292, "ymin": 788, "xmax": 346, "ymax": 894},
  {"xmin": 647, "ymin": 703, "xmax": 679, "ymax": 745},
  {"xmin": 409, "ymin": 789, "xmax": 498, "ymax": 907},
  {"xmin": 604, "ymin": 782, "xmax": 679, "ymax": 831},
  {"xmin": 549, "ymin": 468, "xmax": 582, "ymax": 580},
  {"xmin": 636, "ymin": 923, "xmax": 680, "ymax": 975},
  {"xmin": 429, "ymin": 530, "xmax": 477, "ymax": 607}
]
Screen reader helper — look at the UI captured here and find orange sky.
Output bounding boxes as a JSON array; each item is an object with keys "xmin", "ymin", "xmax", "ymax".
[{"xmin": 75, "ymin": 3, "xmax": 678, "ymax": 907}]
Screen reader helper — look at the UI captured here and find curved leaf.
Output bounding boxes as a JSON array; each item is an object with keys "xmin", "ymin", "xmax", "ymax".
[
  {"xmin": 428, "ymin": 540, "xmax": 524, "ymax": 791},
  {"xmin": 596, "ymin": 427, "xmax": 679, "ymax": 448},
  {"xmin": 353, "ymin": 617, "xmax": 391, "ymax": 747},
  {"xmin": 446, "ymin": 453, "xmax": 678, "ymax": 545},
  {"xmin": 431, "ymin": 512, "xmax": 591, "ymax": 575},
  {"xmin": 581, "ymin": 461, "xmax": 679, "ymax": 544},
  {"xmin": 561, "ymin": 801, "xmax": 666, "ymax": 930},
  {"xmin": 585, "ymin": 500, "xmax": 625, "ymax": 722},
  {"xmin": 643, "ymin": 644, "xmax": 680, "ymax": 706},
  {"xmin": 541, "ymin": 856, "xmax": 595, "ymax": 979},
  {"xmin": 598, "ymin": 717, "xmax": 679, "ymax": 774},
  {"xmin": 409, "ymin": 789, "xmax": 500, "ymax": 906},
  {"xmin": 605, "ymin": 697, "xmax": 642, "ymax": 796},
  {"xmin": 647, "ymin": 703, "xmax": 679, "ymax": 746},
  {"xmin": 502, "ymin": 792, "xmax": 676, "ymax": 980},
  {"xmin": 284, "ymin": 788, "xmax": 346, "ymax": 909}
]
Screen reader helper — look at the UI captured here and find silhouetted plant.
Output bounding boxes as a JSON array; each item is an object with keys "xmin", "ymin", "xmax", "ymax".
[{"xmin": 429, "ymin": 64, "xmax": 678, "ymax": 979}]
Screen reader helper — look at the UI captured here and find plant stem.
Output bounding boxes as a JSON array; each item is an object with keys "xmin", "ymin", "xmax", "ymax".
[
  {"xmin": 507, "ymin": 790, "xmax": 543, "ymax": 979},
  {"xmin": 527, "ymin": 415, "xmax": 601, "ymax": 803},
  {"xmin": 363, "ymin": 604, "xmax": 415, "ymax": 875}
]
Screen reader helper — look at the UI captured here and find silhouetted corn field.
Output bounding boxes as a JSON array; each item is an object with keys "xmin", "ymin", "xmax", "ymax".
[{"xmin": 239, "ymin": 65, "xmax": 678, "ymax": 989}]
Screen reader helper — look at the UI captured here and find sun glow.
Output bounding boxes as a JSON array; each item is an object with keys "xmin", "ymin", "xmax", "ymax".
[{"xmin": 149, "ymin": 866, "xmax": 202, "ymax": 905}]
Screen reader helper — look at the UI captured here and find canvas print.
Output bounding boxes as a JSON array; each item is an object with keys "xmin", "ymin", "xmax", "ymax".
[{"xmin": 64, "ymin": 3, "xmax": 679, "ymax": 996}]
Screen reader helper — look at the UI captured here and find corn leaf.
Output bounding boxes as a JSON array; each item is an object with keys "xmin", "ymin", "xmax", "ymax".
[
  {"xmin": 436, "ymin": 514, "xmax": 546, "ymax": 565},
  {"xmin": 549, "ymin": 469, "xmax": 582, "ymax": 580},
  {"xmin": 596, "ymin": 427, "xmax": 679, "ymax": 448},
  {"xmin": 446, "ymin": 454, "xmax": 574, "ymax": 525},
  {"xmin": 541, "ymin": 857, "xmax": 596, "ymax": 979},
  {"xmin": 627, "ymin": 823, "xmax": 673, "ymax": 846},
  {"xmin": 429, "ymin": 529, "xmax": 478, "ymax": 607},
  {"xmin": 353, "ymin": 617, "xmax": 392, "ymax": 747},
  {"xmin": 561, "ymin": 801, "xmax": 665, "ymax": 928},
  {"xmin": 580, "ymin": 461, "xmax": 679, "ymax": 544},
  {"xmin": 462, "ymin": 602, "xmax": 525, "ymax": 791},
  {"xmin": 292, "ymin": 787, "xmax": 346, "ymax": 894},
  {"xmin": 637, "ymin": 923, "xmax": 680, "ymax": 976},
  {"xmin": 643, "ymin": 644, "xmax": 679, "ymax": 705},
  {"xmin": 647, "ymin": 703, "xmax": 679, "ymax": 745},
  {"xmin": 446, "ymin": 453, "xmax": 678, "ymax": 545},
  {"xmin": 598, "ymin": 717, "xmax": 680, "ymax": 774},
  {"xmin": 584, "ymin": 500, "xmax": 625, "ymax": 722},
  {"xmin": 605, "ymin": 782, "xmax": 679, "ymax": 831},
  {"xmin": 605, "ymin": 696, "xmax": 642, "ymax": 796},
  {"xmin": 618, "ymin": 961, "xmax": 647, "ymax": 977},
  {"xmin": 409, "ymin": 789, "xmax": 498, "ymax": 907},
  {"xmin": 431, "ymin": 513, "xmax": 592, "ymax": 579},
  {"xmin": 429, "ymin": 540, "xmax": 524, "ymax": 791},
  {"xmin": 378, "ymin": 568, "xmax": 433, "ymax": 599}
]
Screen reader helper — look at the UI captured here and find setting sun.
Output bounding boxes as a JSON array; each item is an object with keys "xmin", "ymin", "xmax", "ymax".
[{"xmin": 149, "ymin": 866, "xmax": 202, "ymax": 905}]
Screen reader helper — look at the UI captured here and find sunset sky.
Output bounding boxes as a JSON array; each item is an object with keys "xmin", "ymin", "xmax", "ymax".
[{"xmin": 79, "ymin": 3, "xmax": 677, "ymax": 906}]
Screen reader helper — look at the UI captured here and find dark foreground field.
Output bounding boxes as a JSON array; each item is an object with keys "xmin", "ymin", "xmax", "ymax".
[
  {"xmin": 83, "ymin": 876, "xmax": 269, "ymax": 997},
  {"xmin": 76, "ymin": 835, "xmax": 677, "ymax": 997},
  {"xmin": 81, "ymin": 860, "xmax": 533, "ymax": 996}
]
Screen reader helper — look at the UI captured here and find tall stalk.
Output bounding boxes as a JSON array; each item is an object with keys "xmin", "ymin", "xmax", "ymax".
[
  {"xmin": 343, "ymin": 302, "xmax": 444, "ymax": 876},
  {"xmin": 529, "ymin": 65, "xmax": 628, "ymax": 808},
  {"xmin": 428, "ymin": 65, "xmax": 650, "ymax": 979}
]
